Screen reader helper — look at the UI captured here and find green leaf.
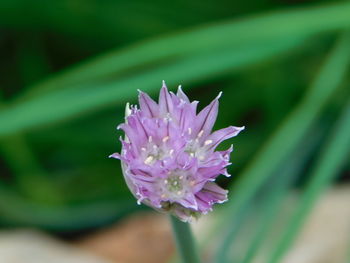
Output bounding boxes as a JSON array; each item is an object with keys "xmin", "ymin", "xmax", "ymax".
[
  {"xmin": 0, "ymin": 100, "xmax": 61, "ymax": 203},
  {"xmin": 239, "ymin": 123, "xmax": 326, "ymax": 263},
  {"xmin": 267, "ymin": 100, "xmax": 350, "ymax": 262},
  {"xmin": 0, "ymin": 183, "xmax": 135, "ymax": 230},
  {"xmin": 0, "ymin": 37, "xmax": 303, "ymax": 136},
  {"xmin": 214, "ymin": 122, "xmax": 325, "ymax": 263},
  {"xmin": 21, "ymin": 1, "xmax": 350, "ymax": 97},
  {"xmin": 3, "ymin": 2, "xmax": 350, "ymax": 135},
  {"xmin": 214, "ymin": 32, "xmax": 350, "ymax": 260}
]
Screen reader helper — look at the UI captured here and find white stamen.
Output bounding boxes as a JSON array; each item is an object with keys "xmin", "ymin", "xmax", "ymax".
[
  {"xmin": 173, "ymin": 181, "xmax": 178, "ymax": 186},
  {"xmin": 190, "ymin": 152, "xmax": 195, "ymax": 157},
  {"xmin": 161, "ymin": 194, "xmax": 167, "ymax": 198},
  {"xmin": 177, "ymin": 191, "xmax": 182, "ymax": 195},
  {"xmin": 169, "ymin": 149, "xmax": 174, "ymax": 155},
  {"xmin": 204, "ymin": 139, "xmax": 213, "ymax": 145},
  {"xmin": 179, "ymin": 176, "xmax": 184, "ymax": 180},
  {"xmin": 144, "ymin": 156, "xmax": 154, "ymax": 164},
  {"xmin": 162, "ymin": 136, "xmax": 169, "ymax": 143},
  {"xmin": 148, "ymin": 136, "xmax": 152, "ymax": 142},
  {"xmin": 198, "ymin": 130, "xmax": 204, "ymax": 138},
  {"xmin": 190, "ymin": 181, "xmax": 196, "ymax": 186},
  {"xmin": 188, "ymin": 128, "xmax": 192, "ymax": 135},
  {"xmin": 141, "ymin": 147, "xmax": 146, "ymax": 151},
  {"xmin": 199, "ymin": 156, "xmax": 205, "ymax": 161},
  {"xmin": 164, "ymin": 180, "xmax": 168, "ymax": 184},
  {"xmin": 153, "ymin": 145, "xmax": 157, "ymax": 149}
]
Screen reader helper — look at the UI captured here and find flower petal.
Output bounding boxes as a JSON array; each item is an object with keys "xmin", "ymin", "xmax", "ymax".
[
  {"xmin": 196, "ymin": 182, "xmax": 228, "ymax": 205},
  {"xmin": 206, "ymin": 126, "xmax": 245, "ymax": 149},
  {"xmin": 159, "ymin": 81, "xmax": 174, "ymax": 116},
  {"xmin": 179, "ymin": 103, "xmax": 197, "ymax": 134},
  {"xmin": 108, "ymin": 152, "xmax": 121, "ymax": 159},
  {"xmin": 176, "ymin": 85, "xmax": 190, "ymax": 103},
  {"xmin": 194, "ymin": 92, "xmax": 221, "ymax": 138},
  {"xmin": 138, "ymin": 90, "xmax": 159, "ymax": 118},
  {"xmin": 178, "ymin": 193, "xmax": 198, "ymax": 210}
]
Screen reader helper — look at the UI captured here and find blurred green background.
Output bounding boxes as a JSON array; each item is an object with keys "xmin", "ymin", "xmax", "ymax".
[{"xmin": 0, "ymin": 1, "xmax": 349, "ymax": 257}]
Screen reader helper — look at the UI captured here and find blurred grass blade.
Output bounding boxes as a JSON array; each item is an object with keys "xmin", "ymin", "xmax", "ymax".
[
  {"xmin": 215, "ymin": 122, "xmax": 324, "ymax": 263},
  {"xmin": 0, "ymin": 37, "xmax": 304, "ymax": 136},
  {"xmin": 0, "ymin": 102, "xmax": 42, "ymax": 177},
  {"xmin": 213, "ymin": 204, "xmax": 252, "ymax": 263},
  {"xmin": 0, "ymin": 101, "xmax": 61, "ymax": 203},
  {"xmin": 239, "ymin": 125, "xmax": 326, "ymax": 263},
  {"xmin": 0, "ymin": 183, "xmax": 135, "ymax": 230},
  {"xmin": 268, "ymin": 100, "xmax": 350, "ymax": 263},
  {"xmin": 4, "ymin": 2, "xmax": 350, "ymax": 135},
  {"xmin": 19, "ymin": 1, "xmax": 350, "ymax": 97},
  {"xmin": 214, "ymin": 32, "xmax": 350, "ymax": 259},
  {"xmin": 347, "ymin": 237, "xmax": 350, "ymax": 263},
  {"xmin": 0, "ymin": 134, "xmax": 61, "ymax": 202}
]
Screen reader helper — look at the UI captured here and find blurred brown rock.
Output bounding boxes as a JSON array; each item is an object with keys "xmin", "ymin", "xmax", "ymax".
[
  {"xmin": 0, "ymin": 230, "xmax": 111, "ymax": 263},
  {"xmin": 77, "ymin": 213, "xmax": 175, "ymax": 263},
  {"xmin": 282, "ymin": 185, "xmax": 350, "ymax": 263}
]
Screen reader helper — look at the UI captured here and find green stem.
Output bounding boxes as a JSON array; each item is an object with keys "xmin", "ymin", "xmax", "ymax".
[{"xmin": 169, "ymin": 216, "xmax": 201, "ymax": 263}]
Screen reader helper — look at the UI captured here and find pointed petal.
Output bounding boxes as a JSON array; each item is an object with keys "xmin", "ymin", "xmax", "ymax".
[
  {"xmin": 178, "ymin": 193, "xmax": 198, "ymax": 210},
  {"xmin": 159, "ymin": 81, "xmax": 174, "ymax": 116},
  {"xmin": 118, "ymin": 123, "xmax": 140, "ymax": 146},
  {"xmin": 176, "ymin": 151, "xmax": 195, "ymax": 169},
  {"xmin": 206, "ymin": 126, "xmax": 245, "ymax": 149},
  {"xmin": 195, "ymin": 194, "xmax": 213, "ymax": 213},
  {"xmin": 197, "ymin": 163, "xmax": 226, "ymax": 179},
  {"xmin": 172, "ymin": 206, "xmax": 194, "ymax": 222},
  {"xmin": 195, "ymin": 92, "xmax": 222, "ymax": 138},
  {"xmin": 191, "ymin": 177, "xmax": 209, "ymax": 193},
  {"xmin": 191, "ymin": 101, "xmax": 198, "ymax": 113},
  {"xmin": 197, "ymin": 182, "xmax": 228, "ymax": 204},
  {"xmin": 176, "ymin": 85, "xmax": 190, "ymax": 103},
  {"xmin": 138, "ymin": 90, "xmax": 159, "ymax": 118},
  {"xmin": 179, "ymin": 103, "xmax": 196, "ymax": 134},
  {"xmin": 146, "ymin": 193, "xmax": 163, "ymax": 208},
  {"xmin": 218, "ymin": 145, "xmax": 233, "ymax": 163},
  {"xmin": 203, "ymin": 182, "xmax": 228, "ymax": 203},
  {"xmin": 168, "ymin": 92, "xmax": 183, "ymax": 122},
  {"xmin": 127, "ymin": 115, "xmax": 149, "ymax": 139},
  {"xmin": 118, "ymin": 118, "xmax": 148, "ymax": 153},
  {"xmin": 125, "ymin": 102, "xmax": 132, "ymax": 118},
  {"xmin": 109, "ymin": 152, "xmax": 121, "ymax": 159}
]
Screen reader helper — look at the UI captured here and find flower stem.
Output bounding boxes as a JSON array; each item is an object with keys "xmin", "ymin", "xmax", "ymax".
[{"xmin": 169, "ymin": 215, "xmax": 201, "ymax": 263}]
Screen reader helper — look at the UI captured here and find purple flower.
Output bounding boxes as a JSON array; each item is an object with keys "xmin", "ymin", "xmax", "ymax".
[{"xmin": 110, "ymin": 81, "xmax": 244, "ymax": 222}]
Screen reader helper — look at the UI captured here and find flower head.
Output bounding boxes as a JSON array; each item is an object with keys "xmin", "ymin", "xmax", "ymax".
[{"xmin": 110, "ymin": 81, "xmax": 244, "ymax": 222}]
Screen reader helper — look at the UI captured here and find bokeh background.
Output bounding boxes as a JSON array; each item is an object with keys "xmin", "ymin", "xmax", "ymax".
[{"xmin": 0, "ymin": 0, "xmax": 349, "ymax": 263}]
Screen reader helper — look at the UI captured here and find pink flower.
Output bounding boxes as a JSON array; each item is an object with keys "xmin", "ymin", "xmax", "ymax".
[{"xmin": 110, "ymin": 81, "xmax": 244, "ymax": 222}]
